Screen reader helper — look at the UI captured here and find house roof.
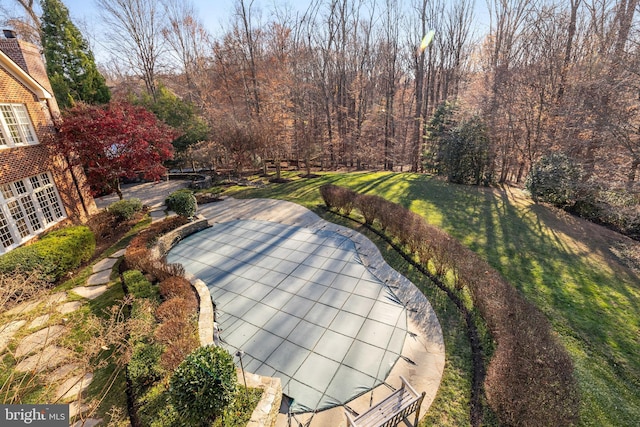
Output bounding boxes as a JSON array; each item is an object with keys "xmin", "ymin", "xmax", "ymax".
[{"xmin": 0, "ymin": 49, "xmax": 52, "ymax": 100}]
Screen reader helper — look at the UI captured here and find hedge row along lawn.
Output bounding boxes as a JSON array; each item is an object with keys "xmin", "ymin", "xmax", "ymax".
[{"xmin": 228, "ymin": 171, "xmax": 640, "ymax": 427}]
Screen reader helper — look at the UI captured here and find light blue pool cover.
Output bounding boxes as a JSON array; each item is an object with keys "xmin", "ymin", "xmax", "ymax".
[{"xmin": 167, "ymin": 219, "xmax": 407, "ymax": 413}]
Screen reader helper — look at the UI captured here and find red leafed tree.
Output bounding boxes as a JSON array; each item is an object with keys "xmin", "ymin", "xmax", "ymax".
[{"xmin": 57, "ymin": 101, "xmax": 177, "ymax": 198}]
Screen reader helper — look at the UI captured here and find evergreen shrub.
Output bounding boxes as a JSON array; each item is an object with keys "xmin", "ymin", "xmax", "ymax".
[
  {"xmin": 0, "ymin": 225, "xmax": 95, "ymax": 282},
  {"xmin": 124, "ymin": 270, "xmax": 158, "ymax": 300},
  {"xmin": 108, "ymin": 198, "xmax": 143, "ymax": 221},
  {"xmin": 170, "ymin": 346, "xmax": 237, "ymax": 425},
  {"xmin": 166, "ymin": 190, "xmax": 197, "ymax": 218},
  {"xmin": 128, "ymin": 342, "xmax": 165, "ymax": 393},
  {"xmin": 526, "ymin": 153, "xmax": 582, "ymax": 208}
]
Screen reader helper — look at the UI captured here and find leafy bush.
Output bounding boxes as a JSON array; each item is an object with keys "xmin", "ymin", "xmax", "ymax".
[
  {"xmin": 571, "ymin": 187, "xmax": 640, "ymax": 238},
  {"xmin": 526, "ymin": 153, "xmax": 582, "ymax": 207},
  {"xmin": 136, "ymin": 382, "xmax": 183, "ymax": 427},
  {"xmin": 128, "ymin": 298, "xmax": 158, "ymax": 344},
  {"xmin": 356, "ymin": 193, "xmax": 385, "ymax": 225},
  {"xmin": 124, "ymin": 270, "xmax": 158, "ymax": 300},
  {"xmin": 170, "ymin": 346, "xmax": 237, "ymax": 425},
  {"xmin": 156, "ymin": 297, "xmax": 197, "ymax": 322},
  {"xmin": 159, "ymin": 276, "xmax": 196, "ymax": 303},
  {"xmin": 166, "ymin": 190, "xmax": 198, "ymax": 218},
  {"xmin": 128, "ymin": 342, "xmax": 165, "ymax": 393},
  {"xmin": 159, "ymin": 334, "xmax": 199, "ymax": 371},
  {"xmin": 0, "ymin": 225, "xmax": 95, "ymax": 282},
  {"xmin": 108, "ymin": 198, "xmax": 143, "ymax": 221},
  {"xmin": 319, "ymin": 184, "xmax": 356, "ymax": 214}
]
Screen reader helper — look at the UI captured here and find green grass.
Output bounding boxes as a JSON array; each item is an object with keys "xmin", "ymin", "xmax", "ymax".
[{"xmin": 228, "ymin": 171, "xmax": 640, "ymax": 426}]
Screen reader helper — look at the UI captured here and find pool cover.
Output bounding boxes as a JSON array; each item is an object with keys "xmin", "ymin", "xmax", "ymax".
[{"xmin": 167, "ymin": 219, "xmax": 407, "ymax": 413}]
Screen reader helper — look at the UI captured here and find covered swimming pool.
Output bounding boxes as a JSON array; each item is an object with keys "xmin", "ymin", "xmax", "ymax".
[{"xmin": 167, "ymin": 219, "xmax": 408, "ymax": 413}]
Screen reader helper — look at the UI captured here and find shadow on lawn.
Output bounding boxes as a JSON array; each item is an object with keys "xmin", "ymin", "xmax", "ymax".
[
  {"xmin": 237, "ymin": 171, "xmax": 640, "ymax": 422},
  {"xmin": 391, "ymin": 174, "xmax": 640, "ymax": 423}
]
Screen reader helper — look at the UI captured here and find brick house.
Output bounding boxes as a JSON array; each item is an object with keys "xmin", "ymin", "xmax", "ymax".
[{"xmin": 0, "ymin": 30, "xmax": 96, "ymax": 254}]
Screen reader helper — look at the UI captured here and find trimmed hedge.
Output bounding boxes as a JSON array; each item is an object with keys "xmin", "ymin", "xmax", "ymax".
[
  {"xmin": 165, "ymin": 190, "xmax": 198, "ymax": 218},
  {"xmin": 170, "ymin": 346, "xmax": 237, "ymax": 425},
  {"xmin": 0, "ymin": 225, "xmax": 95, "ymax": 282},
  {"xmin": 319, "ymin": 184, "xmax": 579, "ymax": 426},
  {"xmin": 108, "ymin": 198, "xmax": 143, "ymax": 221}
]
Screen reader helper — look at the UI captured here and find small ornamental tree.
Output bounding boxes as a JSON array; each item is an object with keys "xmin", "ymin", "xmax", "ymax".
[
  {"xmin": 437, "ymin": 115, "xmax": 492, "ymax": 185},
  {"xmin": 170, "ymin": 345, "xmax": 237, "ymax": 426},
  {"xmin": 57, "ymin": 102, "xmax": 178, "ymax": 198}
]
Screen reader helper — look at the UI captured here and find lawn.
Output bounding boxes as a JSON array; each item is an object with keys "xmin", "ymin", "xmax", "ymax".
[{"xmin": 230, "ymin": 171, "xmax": 640, "ymax": 426}]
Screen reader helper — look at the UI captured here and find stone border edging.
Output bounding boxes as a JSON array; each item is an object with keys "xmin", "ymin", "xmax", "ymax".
[
  {"xmin": 153, "ymin": 216, "xmax": 210, "ymax": 258},
  {"xmin": 241, "ymin": 371, "xmax": 283, "ymax": 427},
  {"xmin": 150, "ymin": 216, "xmax": 216, "ymax": 346}
]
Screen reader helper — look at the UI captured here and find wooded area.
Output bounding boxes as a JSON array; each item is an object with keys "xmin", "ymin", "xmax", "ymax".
[
  {"xmin": 4, "ymin": 0, "xmax": 640, "ymax": 187},
  {"xmin": 80, "ymin": 0, "xmax": 639, "ymax": 191}
]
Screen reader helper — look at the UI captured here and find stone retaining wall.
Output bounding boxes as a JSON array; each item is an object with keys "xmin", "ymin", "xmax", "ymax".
[
  {"xmin": 153, "ymin": 216, "xmax": 210, "ymax": 258},
  {"xmin": 240, "ymin": 370, "xmax": 283, "ymax": 427}
]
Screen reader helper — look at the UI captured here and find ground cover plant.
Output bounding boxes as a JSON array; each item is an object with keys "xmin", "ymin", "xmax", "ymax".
[{"xmin": 231, "ymin": 171, "xmax": 640, "ymax": 426}]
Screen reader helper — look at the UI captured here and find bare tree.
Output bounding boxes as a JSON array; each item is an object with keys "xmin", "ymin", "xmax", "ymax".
[
  {"xmin": 1, "ymin": 0, "xmax": 40, "ymax": 44},
  {"xmin": 97, "ymin": 0, "xmax": 168, "ymax": 100},
  {"xmin": 161, "ymin": 0, "xmax": 211, "ymax": 104}
]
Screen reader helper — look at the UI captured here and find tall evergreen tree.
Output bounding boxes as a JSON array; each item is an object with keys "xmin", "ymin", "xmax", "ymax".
[{"xmin": 40, "ymin": 0, "xmax": 110, "ymax": 109}]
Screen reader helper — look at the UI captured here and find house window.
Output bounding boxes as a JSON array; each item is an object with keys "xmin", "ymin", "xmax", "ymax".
[
  {"xmin": 0, "ymin": 103, "xmax": 38, "ymax": 148},
  {"xmin": 0, "ymin": 172, "xmax": 67, "ymax": 253}
]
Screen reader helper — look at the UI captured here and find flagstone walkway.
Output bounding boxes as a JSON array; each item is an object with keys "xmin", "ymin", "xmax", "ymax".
[{"xmin": 0, "ymin": 248, "xmax": 126, "ymax": 426}]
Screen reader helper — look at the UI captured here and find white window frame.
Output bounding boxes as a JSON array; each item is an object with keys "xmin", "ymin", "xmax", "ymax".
[
  {"xmin": 0, "ymin": 103, "xmax": 39, "ymax": 148},
  {"xmin": 0, "ymin": 172, "xmax": 67, "ymax": 254}
]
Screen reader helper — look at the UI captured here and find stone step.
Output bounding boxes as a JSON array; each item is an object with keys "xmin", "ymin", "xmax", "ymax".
[
  {"xmin": 15, "ymin": 345, "xmax": 72, "ymax": 372},
  {"xmin": 56, "ymin": 372, "xmax": 93, "ymax": 401},
  {"xmin": 47, "ymin": 363, "xmax": 83, "ymax": 384},
  {"xmin": 27, "ymin": 314, "xmax": 50, "ymax": 330},
  {"xmin": 86, "ymin": 270, "xmax": 111, "ymax": 286},
  {"xmin": 71, "ymin": 285, "xmax": 109, "ymax": 300},
  {"xmin": 15, "ymin": 325, "xmax": 65, "ymax": 359},
  {"xmin": 92, "ymin": 257, "xmax": 119, "ymax": 274},
  {"xmin": 57, "ymin": 301, "xmax": 83, "ymax": 314},
  {"xmin": 0, "ymin": 320, "xmax": 26, "ymax": 353},
  {"xmin": 110, "ymin": 248, "xmax": 126, "ymax": 258},
  {"xmin": 69, "ymin": 401, "xmax": 91, "ymax": 419},
  {"xmin": 4, "ymin": 300, "xmax": 42, "ymax": 317}
]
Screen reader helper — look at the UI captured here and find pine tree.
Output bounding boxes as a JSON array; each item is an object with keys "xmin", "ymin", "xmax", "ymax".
[{"xmin": 40, "ymin": 0, "xmax": 110, "ymax": 109}]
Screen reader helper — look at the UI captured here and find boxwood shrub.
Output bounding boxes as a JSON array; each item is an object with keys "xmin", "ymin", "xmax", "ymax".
[
  {"xmin": 108, "ymin": 198, "xmax": 143, "ymax": 221},
  {"xmin": 0, "ymin": 225, "xmax": 95, "ymax": 282},
  {"xmin": 170, "ymin": 346, "xmax": 237, "ymax": 425},
  {"xmin": 165, "ymin": 190, "xmax": 197, "ymax": 218},
  {"xmin": 123, "ymin": 270, "xmax": 159, "ymax": 300}
]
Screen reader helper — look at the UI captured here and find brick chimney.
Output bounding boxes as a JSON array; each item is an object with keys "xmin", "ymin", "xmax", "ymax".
[{"xmin": 0, "ymin": 29, "xmax": 60, "ymax": 114}]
